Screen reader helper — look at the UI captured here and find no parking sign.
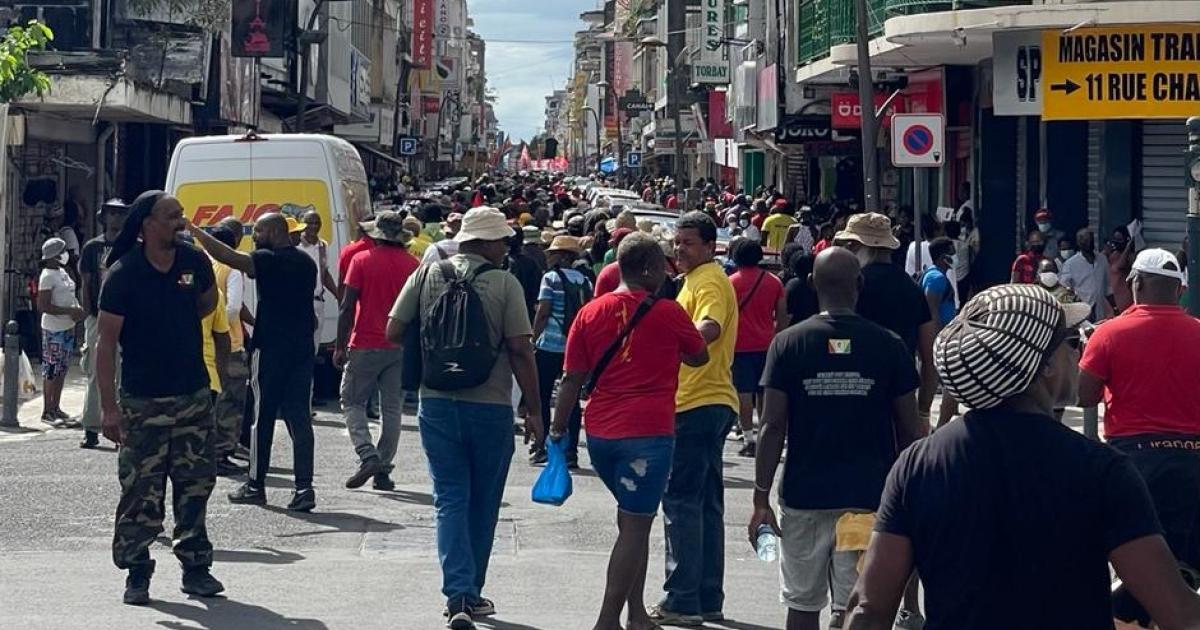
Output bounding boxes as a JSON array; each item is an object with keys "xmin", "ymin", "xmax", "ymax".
[{"xmin": 891, "ymin": 114, "xmax": 945, "ymax": 168}]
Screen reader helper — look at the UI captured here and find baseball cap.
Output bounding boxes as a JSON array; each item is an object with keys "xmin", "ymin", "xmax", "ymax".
[
  {"xmin": 934, "ymin": 285, "xmax": 1090, "ymax": 410},
  {"xmin": 1127, "ymin": 248, "xmax": 1186, "ymax": 283},
  {"xmin": 286, "ymin": 217, "xmax": 305, "ymax": 234}
]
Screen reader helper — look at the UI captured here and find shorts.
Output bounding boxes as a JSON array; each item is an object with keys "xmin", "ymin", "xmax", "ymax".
[
  {"xmin": 41, "ymin": 328, "xmax": 76, "ymax": 380},
  {"xmin": 587, "ymin": 435, "xmax": 674, "ymax": 516},
  {"xmin": 779, "ymin": 506, "xmax": 862, "ymax": 613},
  {"xmin": 732, "ymin": 351, "xmax": 768, "ymax": 394}
]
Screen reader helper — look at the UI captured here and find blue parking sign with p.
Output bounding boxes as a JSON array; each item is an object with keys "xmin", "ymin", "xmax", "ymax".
[
  {"xmin": 627, "ymin": 152, "xmax": 642, "ymax": 168},
  {"xmin": 398, "ymin": 137, "xmax": 418, "ymax": 156}
]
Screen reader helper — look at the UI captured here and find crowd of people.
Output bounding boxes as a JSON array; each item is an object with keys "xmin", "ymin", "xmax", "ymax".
[{"xmin": 26, "ymin": 168, "xmax": 1200, "ymax": 630}]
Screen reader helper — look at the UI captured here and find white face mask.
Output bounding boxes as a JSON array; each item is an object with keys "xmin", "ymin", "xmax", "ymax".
[
  {"xmin": 1060, "ymin": 249, "xmax": 1075, "ymax": 260},
  {"xmin": 56, "ymin": 252, "xmax": 69, "ymax": 266},
  {"xmin": 1037, "ymin": 222, "xmax": 1051, "ymax": 233},
  {"xmin": 739, "ymin": 219, "xmax": 750, "ymax": 228},
  {"xmin": 1039, "ymin": 271, "xmax": 1059, "ymax": 287}
]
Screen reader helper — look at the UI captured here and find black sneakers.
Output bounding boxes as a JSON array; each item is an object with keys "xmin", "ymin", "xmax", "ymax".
[
  {"xmin": 287, "ymin": 488, "xmax": 317, "ymax": 512},
  {"xmin": 215, "ymin": 457, "xmax": 244, "ymax": 477},
  {"xmin": 79, "ymin": 430, "xmax": 99, "ymax": 449},
  {"xmin": 446, "ymin": 597, "xmax": 476, "ymax": 629},
  {"xmin": 345, "ymin": 457, "xmax": 386, "ymax": 489},
  {"xmin": 180, "ymin": 568, "xmax": 225, "ymax": 597},
  {"xmin": 123, "ymin": 561, "xmax": 154, "ymax": 606},
  {"xmin": 228, "ymin": 483, "xmax": 267, "ymax": 505},
  {"xmin": 372, "ymin": 473, "xmax": 396, "ymax": 491}
]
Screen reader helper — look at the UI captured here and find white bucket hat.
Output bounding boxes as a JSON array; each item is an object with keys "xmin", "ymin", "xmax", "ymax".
[{"xmin": 454, "ymin": 207, "xmax": 515, "ymax": 243}]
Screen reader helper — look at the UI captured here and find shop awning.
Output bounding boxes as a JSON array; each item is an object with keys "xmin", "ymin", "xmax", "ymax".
[{"xmin": 354, "ymin": 143, "xmax": 406, "ymax": 168}]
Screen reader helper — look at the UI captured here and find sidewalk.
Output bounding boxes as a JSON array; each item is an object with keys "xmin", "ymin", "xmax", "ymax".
[{"xmin": 0, "ymin": 363, "xmax": 89, "ymax": 443}]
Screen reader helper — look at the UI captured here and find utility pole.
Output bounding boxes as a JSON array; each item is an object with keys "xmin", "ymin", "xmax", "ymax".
[
  {"xmin": 853, "ymin": 0, "xmax": 880, "ymax": 209},
  {"xmin": 1186, "ymin": 117, "xmax": 1200, "ymax": 316},
  {"xmin": 295, "ymin": 0, "xmax": 328, "ymax": 133},
  {"xmin": 667, "ymin": 0, "xmax": 687, "ymax": 187}
]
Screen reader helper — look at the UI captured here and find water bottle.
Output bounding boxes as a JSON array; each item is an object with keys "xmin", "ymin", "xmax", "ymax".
[{"xmin": 755, "ymin": 524, "xmax": 778, "ymax": 562}]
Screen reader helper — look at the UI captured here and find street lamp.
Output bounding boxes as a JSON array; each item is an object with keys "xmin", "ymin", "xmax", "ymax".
[
  {"xmin": 295, "ymin": 0, "xmax": 354, "ymax": 133},
  {"xmin": 640, "ymin": 36, "xmax": 687, "ymax": 188},
  {"xmin": 1185, "ymin": 117, "xmax": 1200, "ymax": 315},
  {"xmin": 582, "ymin": 106, "xmax": 602, "ymax": 174}
]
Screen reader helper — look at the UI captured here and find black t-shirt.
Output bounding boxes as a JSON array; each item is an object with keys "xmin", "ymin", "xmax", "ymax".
[
  {"xmin": 857, "ymin": 262, "xmax": 931, "ymax": 357},
  {"xmin": 98, "ymin": 244, "xmax": 215, "ymax": 397},
  {"xmin": 784, "ymin": 277, "xmax": 818, "ymax": 326},
  {"xmin": 251, "ymin": 246, "xmax": 317, "ymax": 353},
  {"xmin": 877, "ymin": 410, "xmax": 1162, "ymax": 630},
  {"xmin": 507, "ymin": 252, "xmax": 544, "ymax": 319},
  {"xmin": 79, "ymin": 236, "xmax": 114, "ymax": 316},
  {"xmin": 762, "ymin": 312, "xmax": 920, "ymax": 510}
]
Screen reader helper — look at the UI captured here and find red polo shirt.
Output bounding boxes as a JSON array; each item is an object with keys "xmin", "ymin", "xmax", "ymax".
[{"xmin": 1079, "ymin": 304, "xmax": 1200, "ymax": 438}]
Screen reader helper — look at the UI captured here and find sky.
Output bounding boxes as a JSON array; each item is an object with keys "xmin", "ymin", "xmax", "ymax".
[{"xmin": 470, "ymin": 0, "xmax": 599, "ymax": 144}]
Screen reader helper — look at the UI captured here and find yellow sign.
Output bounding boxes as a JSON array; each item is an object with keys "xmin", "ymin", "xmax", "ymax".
[
  {"xmin": 1042, "ymin": 24, "xmax": 1200, "ymax": 120},
  {"xmin": 176, "ymin": 179, "xmax": 332, "ymax": 250}
]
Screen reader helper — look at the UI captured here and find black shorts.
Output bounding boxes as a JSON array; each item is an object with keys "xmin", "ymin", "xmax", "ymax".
[{"xmin": 732, "ymin": 351, "xmax": 768, "ymax": 394}]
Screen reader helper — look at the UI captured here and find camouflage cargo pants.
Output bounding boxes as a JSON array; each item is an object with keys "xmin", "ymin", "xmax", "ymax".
[
  {"xmin": 112, "ymin": 387, "xmax": 216, "ymax": 571},
  {"xmin": 213, "ymin": 350, "xmax": 249, "ymax": 459}
]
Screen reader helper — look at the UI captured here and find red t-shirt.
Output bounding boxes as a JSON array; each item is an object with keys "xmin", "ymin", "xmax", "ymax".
[
  {"xmin": 1079, "ymin": 304, "xmax": 1200, "ymax": 438},
  {"xmin": 666, "ymin": 195, "xmax": 679, "ymax": 210},
  {"xmin": 344, "ymin": 245, "xmax": 419, "ymax": 349},
  {"xmin": 730, "ymin": 268, "xmax": 784, "ymax": 352},
  {"xmin": 564, "ymin": 291, "xmax": 706, "ymax": 439},
  {"xmin": 338, "ymin": 237, "xmax": 375, "ymax": 282},
  {"xmin": 594, "ymin": 262, "xmax": 621, "ymax": 298}
]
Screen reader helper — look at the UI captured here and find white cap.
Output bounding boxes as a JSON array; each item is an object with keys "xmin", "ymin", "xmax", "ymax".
[
  {"xmin": 454, "ymin": 206, "xmax": 515, "ymax": 243},
  {"xmin": 1128, "ymin": 248, "xmax": 1186, "ymax": 283}
]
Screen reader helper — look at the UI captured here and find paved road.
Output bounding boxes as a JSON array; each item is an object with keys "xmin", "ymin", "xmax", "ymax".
[{"xmin": 0, "ymin": 375, "xmax": 789, "ymax": 630}]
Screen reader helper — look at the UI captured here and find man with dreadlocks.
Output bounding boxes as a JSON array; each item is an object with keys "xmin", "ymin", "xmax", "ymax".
[{"xmin": 96, "ymin": 190, "xmax": 224, "ymax": 605}]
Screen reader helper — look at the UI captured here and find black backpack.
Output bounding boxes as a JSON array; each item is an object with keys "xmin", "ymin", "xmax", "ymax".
[
  {"xmin": 553, "ymin": 268, "xmax": 590, "ymax": 332},
  {"xmin": 420, "ymin": 261, "xmax": 501, "ymax": 391}
]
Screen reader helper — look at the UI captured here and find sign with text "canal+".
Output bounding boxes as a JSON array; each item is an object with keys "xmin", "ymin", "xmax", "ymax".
[{"xmin": 1042, "ymin": 25, "xmax": 1200, "ymax": 120}]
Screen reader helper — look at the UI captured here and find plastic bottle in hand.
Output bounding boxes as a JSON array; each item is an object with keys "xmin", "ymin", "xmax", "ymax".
[{"xmin": 755, "ymin": 524, "xmax": 778, "ymax": 562}]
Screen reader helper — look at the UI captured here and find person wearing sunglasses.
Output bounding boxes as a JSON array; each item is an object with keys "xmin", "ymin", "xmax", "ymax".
[
  {"xmin": 1079, "ymin": 248, "xmax": 1200, "ymax": 626},
  {"xmin": 844, "ymin": 284, "xmax": 1200, "ymax": 630}
]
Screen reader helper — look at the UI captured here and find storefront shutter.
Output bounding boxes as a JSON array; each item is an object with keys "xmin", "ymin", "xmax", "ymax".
[{"xmin": 1141, "ymin": 120, "xmax": 1188, "ymax": 250}]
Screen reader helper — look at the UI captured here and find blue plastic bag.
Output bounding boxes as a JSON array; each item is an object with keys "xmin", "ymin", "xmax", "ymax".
[{"xmin": 531, "ymin": 437, "xmax": 573, "ymax": 506}]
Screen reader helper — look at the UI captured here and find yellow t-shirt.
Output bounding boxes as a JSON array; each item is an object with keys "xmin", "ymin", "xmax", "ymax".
[
  {"xmin": 202, "ymin": 289, "xmax": 230, "ymax": 394},
  {"xmin": 762, "ymin": 213, "xmax": 796, "ymax": 251},
  {"xmin": 213, "ymin": 261, "xmax": 244, "ymax": 353},
  {"xmin": 409, "ymin": 235, "xmax": 432, "ymax": 258},
  {"xmin": 675, "ymin": 261, "xmax": 739, "ymax": 413}
]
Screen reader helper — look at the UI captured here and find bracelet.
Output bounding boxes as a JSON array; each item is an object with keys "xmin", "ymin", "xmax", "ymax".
[{"xmin": 754, "ymin": 483, "xmax": 771, "ymax": 493}]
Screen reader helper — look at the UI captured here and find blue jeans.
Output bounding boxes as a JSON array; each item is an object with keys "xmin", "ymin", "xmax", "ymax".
[
  {"xmin": 588, "ymin": 435, "xmax": 675, "ymax": 516},
  {"xmin": 661, "ymin": 404, "xmax": 736, "ymax": 615},
  {"xmin": 419, "ymin": 397, "xmax": 515, "ymax": 605}
]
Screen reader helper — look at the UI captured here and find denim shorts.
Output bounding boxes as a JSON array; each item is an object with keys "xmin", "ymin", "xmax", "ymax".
[
  {"xmin": 587, "ymin": 435, "xmax": 674, "ymax": 516},
  {"xmin": 732, "ymin": 351, "xmax": 768, "ymax": 394}
]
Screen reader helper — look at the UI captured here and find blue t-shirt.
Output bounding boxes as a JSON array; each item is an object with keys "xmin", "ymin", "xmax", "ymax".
[
  {"xmin": 535, "ymin": 267, "xmax": 592, "ymax": 353},
  {"xmin": 921, "ymin": 267, "xmax": 956, "ymax": 327}
]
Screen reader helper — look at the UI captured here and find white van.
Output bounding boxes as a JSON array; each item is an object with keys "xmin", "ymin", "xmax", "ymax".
[{"xmin": 164, "ymin": 133, "xmax": 372, "ymax": 391}]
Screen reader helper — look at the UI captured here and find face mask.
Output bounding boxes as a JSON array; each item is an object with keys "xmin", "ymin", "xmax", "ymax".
[
  {"xmin": 1060, "ymin": 249, "xmax": 1075, "ymax": 260},
  {"xmin": 1039, "ymin": 271, "xmax": 1059, "ymax": 287},
  {"xmin": 739, "ymin": 219, "xmax": 750, "ymax": 228},
  {"xmin": 56, "ymin": 252, "xmax": 69, "ymax": 266},
  {"xmin": 1037, "ymin": 222, "xmax": 1051, "ymax": 233}
]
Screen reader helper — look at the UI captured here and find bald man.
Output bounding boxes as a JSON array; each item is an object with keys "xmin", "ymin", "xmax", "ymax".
[
  {"xmin": 749, "ymin": 247, "xmax": 923, "ymax": 630},
  {"xmin": 188, "ymin": 213, "xmax": 320, "ymax": 512}
]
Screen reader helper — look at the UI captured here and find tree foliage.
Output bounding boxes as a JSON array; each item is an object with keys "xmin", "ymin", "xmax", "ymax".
[
  {"xmin": 126, "ymin": 0, "xmax": 232, "ymax": 33},
  {"xmin": 0, "ymin": 21, "xmax": 53, "ymax": 104}
]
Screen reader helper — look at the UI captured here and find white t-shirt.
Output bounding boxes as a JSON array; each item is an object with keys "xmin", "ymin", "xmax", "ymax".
[
  {"xmin": 422, "ymin": 240, "xmax": 460, "ymax": 264},
  {"xmin": 297, "ymin": 239, "xmax": 329, "ymax": 300},
  {"xmin": 39, "ymin": 267, "xmax": 78, "ymax": 332}
]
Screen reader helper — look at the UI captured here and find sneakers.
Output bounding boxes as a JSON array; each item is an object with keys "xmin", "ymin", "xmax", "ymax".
[
  {"xmin": 287, "ymin": 488, "xmax": 317, "ymax": 512},
  {"xmin": 180, "ymin": 568, "xmax": 225, "ymax": 597},
  {"xmin": 702, "ymin": 611, "xmax": 725, "ymax": 622},
  {"xmin": 41, "ymin": 413, "xmax": 66, "ymax": 428},
  {"xmin": 122, "ymin": 561, "xmax": 155, "ymax": 606},
  {"xmin": 738, "ymin": 441, "xmax": 757, "ymax": 458},
  {"xmin": 895, "ymin": 609, "xmax": 926, "ymax": 630},
  {"xmin": 446, "ymin": 597, "xmax": 476, "ymax": 629},
  {"xmin": 471, "ymin": 598, "xmax": 495, "ymax": 617},
  {"xmin": 80, "ymin": 430, "xmax": 99, "ymax": 449},
  {"xmin": 227, "ymin": 483, "xmax": 267, "ymax": 506},
  {"xmin": 345, "ymin": 457, "xmax": 386, "ymax": 489},
  {"xmin": 647, "ymin": 604, "xmax": 704, "ymax": 627},
  {"xmin": 528, "ymin": 449, "xmax": 547, "ymax": 466},
  {"xmin": 215, "ymin": 457, "xmax": 244, "ymax": 477},
  {"xmin": 372, "ymin": 473, "xmax": 395, "ymax": 491},
  {"xmin": 231, "ymin": 444, "xmax": 250, "ymax": 461},
  {"xmin": 830, "ymin": 609, "xmax": 846, "ymax": 629}
]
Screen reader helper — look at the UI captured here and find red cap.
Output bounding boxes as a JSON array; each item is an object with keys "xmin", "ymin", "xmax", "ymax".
[
  {"xmin": 773, "ymin": 199, "xmax": 788, "ymax": 207},
  {"xmin": 1034, "ymin": 208, "xmax": 1052, "ymax": 221}
]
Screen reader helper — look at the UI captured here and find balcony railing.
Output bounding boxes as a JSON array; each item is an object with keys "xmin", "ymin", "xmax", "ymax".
[{"xmin": 797, "ymin": 0, "xmax": 1032, "ymax": 65}]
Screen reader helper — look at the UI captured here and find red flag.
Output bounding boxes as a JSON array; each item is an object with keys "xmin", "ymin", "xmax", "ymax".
[{"xmin": 471, "ymin": 191, "xmax": 485, "ymax": 208}]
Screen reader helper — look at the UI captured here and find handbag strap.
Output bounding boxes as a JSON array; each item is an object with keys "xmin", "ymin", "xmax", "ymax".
[
  {"xmin": 738, "ymin": 269, "xmax": 767, "ymax": 311},
  {"xmin": 582, "ymin": 293, "xmax": 658, "ymax": 397}
]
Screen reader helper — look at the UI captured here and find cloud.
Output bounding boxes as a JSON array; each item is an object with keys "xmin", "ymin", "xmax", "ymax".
[{"xmin": 471, "ymin": 0, "xmax": 597, "ymax": 143}]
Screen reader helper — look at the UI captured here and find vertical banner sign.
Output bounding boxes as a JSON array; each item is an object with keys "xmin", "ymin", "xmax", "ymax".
[
  {"xmin": 412, "ymin": 0, "xmax": 433, "ymax": 69},
  {"xmin": 231, "ymin": 0, "xmax": 289, "ymax": 58},
  {"xmin": 992, "ymin": 31, "xmax": 1042, "ymax": 116},
  {"xmin": 693, "ymin": 0, "xmax": 729, "ymax": 84},
  {"xmin": 1043, "ymin": 24, "xmax": 1200, "ymax": 120}
]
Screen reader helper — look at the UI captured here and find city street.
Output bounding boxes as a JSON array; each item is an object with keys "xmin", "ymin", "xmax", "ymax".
[{"xmin": 0, "ymin": 371, "xmax": 787, "ymax": 630}]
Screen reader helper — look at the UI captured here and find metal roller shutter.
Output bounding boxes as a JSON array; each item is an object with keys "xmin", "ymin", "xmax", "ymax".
[
  {"xmin": 1087, "ymin": 121, "xmax": 1101, "ymax": 233},
  {"xmin": 1141, "ymin": 120, "xmax": 1188, "ymax": 249}
]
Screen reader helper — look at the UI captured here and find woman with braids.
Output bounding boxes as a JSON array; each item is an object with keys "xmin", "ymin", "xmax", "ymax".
[{"xmin": 94, "ymin": 190, "xmax": 225, "ymax": 605}]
